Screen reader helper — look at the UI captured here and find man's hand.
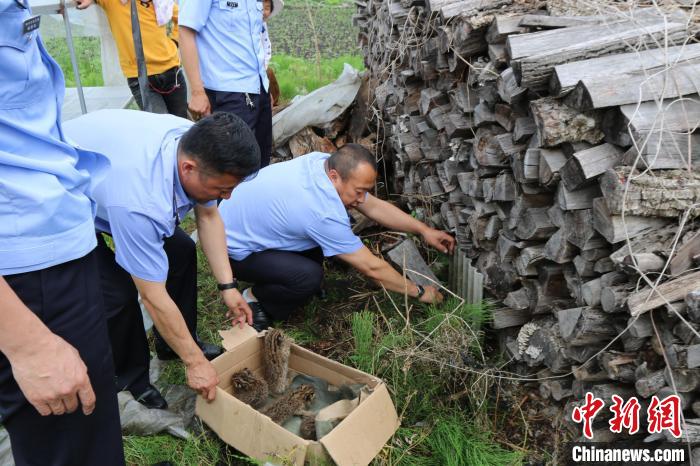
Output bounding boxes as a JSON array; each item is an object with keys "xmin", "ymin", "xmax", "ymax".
[
  {"xmin": 421, "ymin": 228, "xmax": 456, "ymax": 254},
  {"xmin": 75, "ymin": 0, "xmax": 94, "ymax": 9},
  {"xmin": 10, "ymin": 334, "xmax": 96, "ymax": 416},
  {"xmin": 223, "ymin": 289, "xmax": 253, "ymax": 328},
  {"xmin": 419, "ymin": 285, "xmax": 443, "ymax": 304},
  {"xmin": 185, "ymin": 358, "xmax": 219, "ymax": 401},
  {"xmin": 188, "ymin": 89, "xmax": 211, "ymax": 120}
]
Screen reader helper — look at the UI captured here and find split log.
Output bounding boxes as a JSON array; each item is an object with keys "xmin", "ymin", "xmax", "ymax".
[
  {"xmin": 560, "ymin": 143, "xmax": 623, "ymax": 191},
  {"xmin": 600, "ymin": 167, "xmax": 700, "ymax": 218},
  {"xmin": 664, "ymin": 366, "xmax": 700, "ymax": 392},
  {"xmin": 558, "ymin": 307, "xmax": 618, "ymax": 346},
  {"xmin": 567, "ymin": 210, "xmax": 597, "ymax": 249},
  {"xmin": 515, "ymin": 207, "xmax": 556, "ymax": 240},
  {"xmin": 556, "ymin": 183, "xmax": 602, "ymax": 211},
  {"xmin": 530, "ymin": 97, "xmax": 603, "ymax": 147},
  {"xmin": 627, "ymin": 271, "xmax": 700, "ymax": 317},
  {"xmin": 538, "ymin": 148, "xmax": 568, "ymax": 189},
  {"xmin": 486, "ymin": 14, "xmax": 527, "ymax": 44},
  {"xmin": 592, "ymin": 197, "xmax": 670, "ymax": 244},
  {"xmin": 544, "ymin": 229, "xmax": 578, "ymax": 263},
  {"xmin": 492, "ymin": 307, "xmax": 531, "ymax": 329},
  {"xmin": 599, "ymin": 351, "xmax": 637, "ymax": 383},
  {"xmin": 635, "ymin": 369, "xmax": 666, "ymax": 398},
  {"xmin": 601, "ymin": 284, "xmax": 635, "ymax": 314},
  {"xmin": 566, "ymin": 61, "xmax": 700, "ymax": 111},
  {"xmin": 507, "ymin": 13, "xmax": 690, "ymax": 90},
  {"xmin": 551, "ymin": 43, "xmax": 700, "ymax": 97},
  {"xmin": 518, "ymin": 14, "xmax": 608, "ymax": 29}
]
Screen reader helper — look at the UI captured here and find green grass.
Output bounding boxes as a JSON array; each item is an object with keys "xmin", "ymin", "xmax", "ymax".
[
  {"xmin": 123, "ymin": 432, "xmax": 252, "ymax": 466},
  {"xmin": 350, "ymin": 311, "xmax": 375, "ymax": 373},
  {"xmin": 271, "ymin": 54, "xmax": 364, "ymax": 103},
  {"xmin": 44, "ymin": 36, "xmax": 104, "ymax": 87}
]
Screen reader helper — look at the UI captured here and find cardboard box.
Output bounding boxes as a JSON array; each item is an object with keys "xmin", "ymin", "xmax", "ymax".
[{"xmin": 195, "ymin": 326, "xmax": 400, "ymax": 465}]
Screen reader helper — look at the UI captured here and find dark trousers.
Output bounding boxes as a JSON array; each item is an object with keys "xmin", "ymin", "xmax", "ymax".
[
  {"xmin": 0, "ymin": 252, "xmax": 125, "ymax": 466},
  {"xmin": 206, "ymin": 80, "xmax": 272, "ymax": 168},
  {"xmin": 127, "ymin": 66, "xmax": 189, "ymax": 119},
  {"xmin": 95, "ymin": 227, "xmax": 198, "ymax": 395},
  {"xmin": 230, "ymin": 248, "xmax": 324, "ymax": 321}
]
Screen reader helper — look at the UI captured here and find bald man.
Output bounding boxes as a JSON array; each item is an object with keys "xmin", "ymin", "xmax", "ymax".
[{"xmin": 218, "ymin": 144, "xmax": 455, "ymax": 330}]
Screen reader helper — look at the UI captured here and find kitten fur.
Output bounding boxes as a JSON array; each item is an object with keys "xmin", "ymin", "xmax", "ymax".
[
  {"xmin": 264, "ymin": 328, "xmax": 292, "ymax": 394},
  {"xmin": 230, "ymin": 368, "xmax": 269, "ymax": 408},
  {"xmin": 260, "ymin": 384, "xmax": 315, "ymax": 425}
]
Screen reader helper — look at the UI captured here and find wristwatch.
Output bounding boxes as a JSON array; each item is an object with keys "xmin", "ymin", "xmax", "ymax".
[
  {"xmin": 415, "ymin": 284, "xmax": 425, "ymax": 299},
  {"xmin": 217, "ymin": 279, "xmax": 239, "ymax": 291}
]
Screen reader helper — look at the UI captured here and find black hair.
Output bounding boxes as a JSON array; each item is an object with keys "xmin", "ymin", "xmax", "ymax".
[
  {"xmin": 327, "ymin": 144, "xmax": 376, "ymax": 180},
  {"xmin": 179, "ymin": 112, "xmax": 260, "ymax": 178},
  {"xmin": 268, "ymin": 0, "xmax": 274, "ymax": 13}
]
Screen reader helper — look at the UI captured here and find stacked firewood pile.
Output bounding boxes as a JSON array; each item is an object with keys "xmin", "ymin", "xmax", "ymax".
[{"xmin": 356, "ymin": 0, "xmax": 700, "ymax": 441}]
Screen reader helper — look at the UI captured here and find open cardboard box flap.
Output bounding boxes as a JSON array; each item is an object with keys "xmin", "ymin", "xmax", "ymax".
[{"xmin": 196, "ymin": 326, "xmax": 400, "ymax": 465}]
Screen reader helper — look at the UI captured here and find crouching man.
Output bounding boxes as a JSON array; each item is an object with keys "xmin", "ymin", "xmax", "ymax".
[
  {"xmin": 64, "ymin": 110, "xmax": 259, "ymax": 408},
  {"xmin": 219, "ymin": 144, "xmax": 455, "ymax": 330}
]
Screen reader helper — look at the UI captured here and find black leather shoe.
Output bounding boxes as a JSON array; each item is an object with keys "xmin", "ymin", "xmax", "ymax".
[
  {"xmin": 316, "ymin": 287, "xmax": 328, "ymax": 301},
  {"xmin": 133, "ymin": 384, "xmax": 168, "ymax": 410},
  {"xmin": 199, "ymin": 341, "xmax": 223, "ymax": 360},
  {"xmin": 156, "ymin": 340, "xmax": 223, "ymax": 361},
  {"xmin": 250, "ymin": 302, "xmax": 271, "ymax": 332}
]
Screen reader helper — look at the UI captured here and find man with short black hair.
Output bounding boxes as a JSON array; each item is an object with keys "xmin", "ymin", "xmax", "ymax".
[
  {"xmin": 64, "ymin": 110, "xmax": 259, "ymax": 408},
  {"xmin": 219, "ymin": 144, "xmax": 455, "ymax": 330}
]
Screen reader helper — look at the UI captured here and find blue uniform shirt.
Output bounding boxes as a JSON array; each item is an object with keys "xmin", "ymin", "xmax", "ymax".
[
  {"xmin": 220, "ymin": 152, "xmax": 363, "ymax": 261},
  {"xmin": 180, "ymin": 0, "xmax": 269, "ymax": 94},
  {"xmin": 0, "ymin": 1, "xmax": 108, "ymax": 275},
  {"xmin": 63, "ymin": 110, "xmax": 215, "ymax": 282}
]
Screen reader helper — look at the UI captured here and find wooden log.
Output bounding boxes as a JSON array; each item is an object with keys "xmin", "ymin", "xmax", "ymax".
[
  {"xmin": 439, "ymin": 0, "xmax": 512, "ymax": 20},
  {"xmin": 519, "ymin": 14, "xmax": 608, "ymax": 29},
  {"xmin": 567, "ymin": 210, "xmax": 597, "ymax": 249},
  {"xmin": 687, "ymin": 290, "xmax": 700, "ymax": 323},
  {"xmin": 474, "ymin": 126, "xmax": 508, "ymax": 167},
  {"xmin": 516, "ymin": 207, "xmax": 557, "ymax": 240},
  {"xmin": 544, "ymin": 229, "xmax": 578, "ymax": 264},
  {"xmin": 538, "ymin": 148, "xmax": 568, "ymax": 189},
  {"xmin": 504, "ymin": 287, "xmax": 530, "ymax": 310},
  {"xmin": 449, "ymin": 83, "xmax": 479, "ymax": 113},
  {"xmin": 492, "ymin": 172, "xmax": 517, "ymax": 201},
  {"xmin": 492, "ymin": 307, "xmax": 531, "ymax": 329},
  {"xmin": 514, "ymin": 245, "xmax": 546, "ymax": 276},
  {"xmin": 592, "ymin": 197, "xmax": 670, "ymax": 244},
  {"xmin": 507, "ymin": 193, "xmax": 554, "ymax": 230},
  {"xmin": 564, "ymin": 263, "xmax": 585, "ymax": 306},
  {"xmin": 636, "ymin": 369, "xmax": 666, "ymax": 398},
  {"xmin": 513, "ymin": 117, "xmax": 536, "ymax": 144},
  {"xmin": 507, "ymin": 12, "xmax": 690, "ymax": 91},
  {"xmin": 558, "ymin": 307, "xmax": 618, "ymax": 346},
  {"xmin": 599, "ymin": 351, "xmax": 637, "ymax": 383},
  {"xmin": 530, "ymin": 97, "xmax": 603, "ymax": 147},
  {"xmin": 573, "ymin": 255, "xmax": 597, "ymax": 278},
  {"xmin": 628, "ymin": 271, "xmax": 700, "ymax": 317},
  {"xmin": 560, "ymin": 143, "xmax": 623, "ymax": 191},
  {"xmin": 601, "ymin": 284, "xmax": 635, "ymax": 313},
  {"xmin": 671, "ymin": 231, "xmax": 700, "ymax": 276},
  {"xmin": 497, "ymin": 67, "xmax": 527, "ymax": 105},
  {"xmin": 664, "ymin": 366, "xmax": 700, "ymax": 392},
  {"xmin": 656, "ymin": 386, "xmax": 693, "ymax": 410},
  {"xmin": 566, "ymin": 61, "xmax": 700, "ymax": 111},
  {"xmin": 556, "ymin": 183, "xmax": 602, "ymax": 211},
  {"xmin": 486, "ymin": 14, "xmax": 527, "ymax": 44},
  {"xmin": 551, "ymin": 43, "xmax": 700, "ymax": 97},
  {"xmin": 600, "ymin": 167, "xmax": 700, "ymax": 218}
]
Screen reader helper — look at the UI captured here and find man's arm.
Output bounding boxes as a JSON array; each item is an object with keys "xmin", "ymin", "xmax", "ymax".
[
  {"xmin": 194, "ymin": 204, "xmax": 253, "ymax": 327},
  {"xmin": 356, "ymin": 194, "xmax": 456, "ymax": 254},
  {"xmin": 179, "ymin": 26, "xmax": 211, "ymax": 118},
  {"xmin": 0, "ymin": 277, "xmax": 96, "ymax": 416},
  {"xmin": 337, "ymin": 246, "xmax": 442, "ymax": 303},
  {"xmin": 132, "ymin": 278, "xmax": 218, "ymax": 400}
]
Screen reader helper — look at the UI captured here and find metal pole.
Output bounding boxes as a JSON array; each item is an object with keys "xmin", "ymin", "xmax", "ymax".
[{"xmin": 61, "ymin": 0, "xmax": 87, "ymax": 114}]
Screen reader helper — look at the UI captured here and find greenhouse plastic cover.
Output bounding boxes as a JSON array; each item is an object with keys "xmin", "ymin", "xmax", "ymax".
[{"xmin": 272, "ymin": 64, "xmax": 362, "ymax": 146}]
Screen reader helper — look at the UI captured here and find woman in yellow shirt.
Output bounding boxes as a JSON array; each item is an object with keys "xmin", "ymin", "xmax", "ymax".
[{"xmin": 77, "ymin": 0, "xmax": 188, "ymax": 118}]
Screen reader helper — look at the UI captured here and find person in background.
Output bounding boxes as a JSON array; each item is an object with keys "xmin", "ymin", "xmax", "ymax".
[
  {"xmin": 76, "ymin": 0, "xmax": 188, "ymax": 118},
  {"xmin": 179, "ymin": 0, "xmax": 273, "ymax": 167},
  {"xmin": 218, "ymin": 144, "xmax": 454, "ymax": 331},
  {"xmin": 0, "ymin": 1, "xmax": 124, "ymax": 464},
  {"xmin": 261, "ymin": 0, "xmax": 282, "ymax": 107}
]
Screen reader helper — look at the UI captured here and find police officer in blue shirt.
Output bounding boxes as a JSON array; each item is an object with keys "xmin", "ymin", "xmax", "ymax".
[
  {"xmin": 0, "ymin": 1, "xmax": 124, "ymax": 464},
  {"xmin": 64, "ymin": 109, "xmax": 260, "ymax": 408},
  {"xmin": 179, "ymin": 0, "xmax": 273, "ymax": 168}
]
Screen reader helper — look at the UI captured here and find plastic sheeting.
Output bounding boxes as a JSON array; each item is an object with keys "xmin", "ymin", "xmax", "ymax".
[
  {"xmin": 0, "ymin": 427, "xmax": 13, "ymax": 466},
  {"xmin": 272, "ymin": 64, "xmax": 362, "ymax": 147}
]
